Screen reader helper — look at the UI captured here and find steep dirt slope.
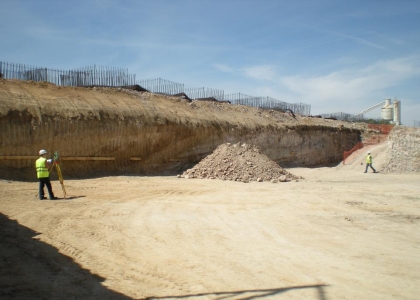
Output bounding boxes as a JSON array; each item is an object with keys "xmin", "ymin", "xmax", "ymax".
[
  {"xmin": 336, "ymin": 141, "xmax": 388, "ymax": 172},
  {"xmin": 338, "ymin": 126, "xmax": 420, "ymax": 174},
  {"xmin": 0, "ymin": 79, "xmax": 368, "ymax": 180}
]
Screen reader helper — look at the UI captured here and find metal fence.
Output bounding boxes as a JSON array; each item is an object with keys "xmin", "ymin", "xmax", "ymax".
[
  {"xmin": 320, "ymin": 112, "xmax": 356, "ymax": 120},
  {"xmin": 63, "ymin": 65, "xmax": 136, "ymax": 86},
  {"xmin": 0, "ymin": 61, "xmax": 136, "ymax": 87},
  {"xmin": 319, "ymin": 112, "xmax": 371, "ymax": 121},
  {"xmin": 1, "ymin": 60, "xmax": 312, "ymax": 115},
  {"xmin": 184, "ymin": 87, "xmax": 225, "ymax": 101},
  {"xmin": 225, "ymin": 93, "xmax": 311, "ymax": 115},
  {"xmin": 136, "ymin": 78, "xmax": 184, "ymax": 95}
]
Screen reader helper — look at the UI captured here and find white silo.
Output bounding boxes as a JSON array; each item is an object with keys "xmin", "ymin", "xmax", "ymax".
[
  {"xmin": 381, "ymin": 98, "xmax": 393, "ymax": 121},
  {"xmin": 393, "ymin": 98, "xmax": 401, "ymax": 125}
]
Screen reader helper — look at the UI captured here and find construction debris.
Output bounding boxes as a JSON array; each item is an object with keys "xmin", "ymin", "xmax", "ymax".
[{"xmin": 179, "ymin": 143, "xmax": 302, "ymax": 183}]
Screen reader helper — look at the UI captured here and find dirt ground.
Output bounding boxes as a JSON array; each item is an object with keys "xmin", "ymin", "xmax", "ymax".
[{"xmin": 1, "ymin": 142, "xmax": 419, "ymax": 300}]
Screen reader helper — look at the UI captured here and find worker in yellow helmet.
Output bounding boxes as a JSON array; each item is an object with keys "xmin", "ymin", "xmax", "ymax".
[
  {"xmin": 364, "ymin": 151, "xmax": 377, "ymax": 173},
  {"xmin": 36, "ymin": 149, "xmax": 58, "ymax": 200}
]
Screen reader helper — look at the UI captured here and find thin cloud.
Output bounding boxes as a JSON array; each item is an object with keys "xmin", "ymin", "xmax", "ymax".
[
  {"xmin": 342, "ymin": 33, "xmax": 386, "ymax": 50},
  {"xmin": 242, "ymin": 65, "xmax": 277, "ymax": 81},
  {"xmin": 233, "ymin": 56, "xmax": 420, "ymax": 118},
  {"xmin": 314, "ymin": 27, "xmax": 386, "ymax": 50},
  {"xmin": 279, "ymin": 56, "xmax": 420, "ymax": 102},
  {"xmin": 213, "ymin": 64, "xmax": 233, "ymax": 73}
]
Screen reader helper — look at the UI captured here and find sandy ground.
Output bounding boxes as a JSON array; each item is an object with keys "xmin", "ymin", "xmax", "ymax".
[{"xmin": 1, "ymin": 142, "xmax": 419, "ymax": 300}]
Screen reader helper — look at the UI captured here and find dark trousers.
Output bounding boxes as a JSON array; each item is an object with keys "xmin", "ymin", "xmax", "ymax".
[
  {"xmin": 365, "ymin": 163, "xmax": 376, "ymax": 173},
  {"xmin": 39, "ymin": 177, "xmax": 54, "ymax": 199}
]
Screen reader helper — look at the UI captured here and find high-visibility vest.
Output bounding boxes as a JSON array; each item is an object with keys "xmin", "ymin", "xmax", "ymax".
[
  {"xmin": 366, "ymin": 155, "xmax": 372, "ymax": 164},
  {"xmin": 36, "ymin": 157, "xmax": 49, "ymax": 178}
]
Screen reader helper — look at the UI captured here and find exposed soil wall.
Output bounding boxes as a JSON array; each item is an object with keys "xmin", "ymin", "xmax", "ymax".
[{"xmin": 0, "ymin": 79, "xmax": 364, "ymax": 181}]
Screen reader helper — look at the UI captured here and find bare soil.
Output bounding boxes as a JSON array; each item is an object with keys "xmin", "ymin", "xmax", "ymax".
[{"xmin": 1, "ymin": 142, "xmax": 419, "ymax": 300}]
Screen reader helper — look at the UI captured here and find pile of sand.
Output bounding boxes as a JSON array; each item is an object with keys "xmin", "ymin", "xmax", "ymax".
[{"xmin": 179, "ymin": 143, "xmax": 301, "ymax": 183}]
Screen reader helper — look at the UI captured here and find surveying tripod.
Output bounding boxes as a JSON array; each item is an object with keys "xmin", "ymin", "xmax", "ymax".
[{"xmin": 49, "ymin": 151, "xmax": 67, "ymax": 198}]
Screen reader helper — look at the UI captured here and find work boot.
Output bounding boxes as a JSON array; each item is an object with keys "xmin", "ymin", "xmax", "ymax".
[
  {"xmin": 40, "ymin": 196, "xmax": 47, "ymax": 200},
  {"xmin": 49, "ymin": 196, "xmax": 58, "ymax": 200}
]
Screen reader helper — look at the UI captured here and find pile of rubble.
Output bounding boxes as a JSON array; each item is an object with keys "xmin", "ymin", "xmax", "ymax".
[
  {"xmin": 382, "ymin": 126, "xmax": 420, "ymax": 173},
  {"xmin": 179, "ymin": 143, "xmax": 302, "ymax": 183}
]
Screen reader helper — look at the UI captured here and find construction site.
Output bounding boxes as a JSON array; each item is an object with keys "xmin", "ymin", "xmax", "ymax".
[{"xmin": 0, "ymin": 66, "xmax": 420, "ymax": 299}]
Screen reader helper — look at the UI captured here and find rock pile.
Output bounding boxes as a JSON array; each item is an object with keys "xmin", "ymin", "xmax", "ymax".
[
  {"xmin": 179, "ymin": 143, "xmax": 302, "ymax": 183},
  {"xmin": 382, "ymin": 127, "xmax": 420, "ymax": 173}
]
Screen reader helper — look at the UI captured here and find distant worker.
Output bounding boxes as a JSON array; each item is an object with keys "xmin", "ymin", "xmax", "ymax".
[
  {"xmin": 36, "ymin": 149, "xmax": 58, "ymax": 200},
  {"xmin": 364, "ymin": 151, "xmax": 377, "ymax": 173}
]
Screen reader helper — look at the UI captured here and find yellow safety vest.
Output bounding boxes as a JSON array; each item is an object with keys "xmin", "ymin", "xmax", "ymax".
[
  {"xmin": 36, "ymin": 157, "xmax": 49, "ymax": 178},
  {"xmin": 366, "ymin": 155, "xmax": 372, "ymax": 164}
]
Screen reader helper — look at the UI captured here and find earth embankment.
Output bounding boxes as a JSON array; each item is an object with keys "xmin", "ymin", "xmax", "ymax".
[{"xmin": 0, "ymin": 79, "xmax": 366, "ymax": 180}]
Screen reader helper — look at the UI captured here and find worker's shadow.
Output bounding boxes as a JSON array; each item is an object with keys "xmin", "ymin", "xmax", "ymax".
[
  {"xmin": 57, "ymin": 196, "xmax": 86, "ymax": 200},
  {"xmin": 141, "ymin": 284, "xmax": 329, "ymax": 299},
  {"xmin": 0, "ymin": 213, "xmax": 129, "ymax": 299}
]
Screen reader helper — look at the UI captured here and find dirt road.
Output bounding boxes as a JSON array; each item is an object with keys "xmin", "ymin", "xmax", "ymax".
[{"xmin": 1, "ymin": 143, "xmax": 419, "ymax": 299}]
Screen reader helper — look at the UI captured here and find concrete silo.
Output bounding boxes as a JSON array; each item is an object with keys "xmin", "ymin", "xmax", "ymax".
[
  {"xmin": 393, "ymin": 98, "xmax": 401, "ymax": 125},
  {"xmin": 381, "ymin": 98, "xmax": 393, "ymax": 121},
  {"xmin": 351, "ymin": 97, "xmax": 402, "ymax": 125}
]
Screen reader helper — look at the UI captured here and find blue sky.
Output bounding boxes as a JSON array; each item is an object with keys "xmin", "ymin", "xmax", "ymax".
[{"xmin": 1, "ymin": 0, "xmax": 419, "ymax": 126}]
